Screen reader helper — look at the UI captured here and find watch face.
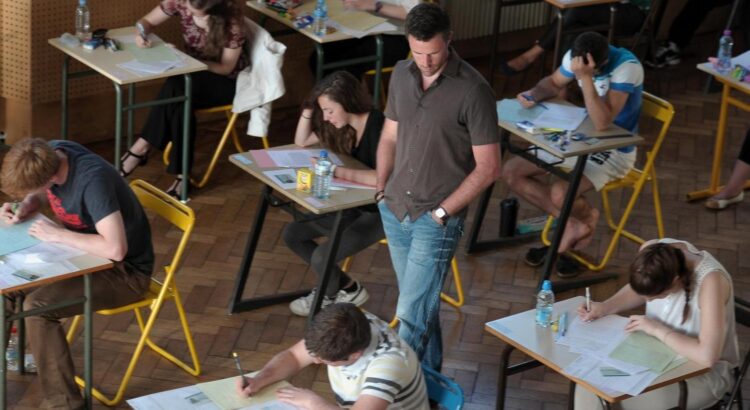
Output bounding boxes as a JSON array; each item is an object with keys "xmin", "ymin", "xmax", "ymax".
[{"xmin": 435, "ymin": 208, "xmax": 447, "ymax": 218}]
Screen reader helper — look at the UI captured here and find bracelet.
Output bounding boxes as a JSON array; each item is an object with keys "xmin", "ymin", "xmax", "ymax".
[
  {"xmin": 374, "ymin": 0, "xmax": 384, "ymax": 14},
  {"xmin": 301, "ymin": 115, "xmax": 312, "ymax": 120},
  {"xmin": 374, "ymin": 190, "xmax": 385, "ymax": 202}
]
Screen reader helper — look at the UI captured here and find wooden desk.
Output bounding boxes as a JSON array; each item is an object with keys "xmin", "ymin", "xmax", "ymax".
[
  {"xmin": 247, "ymin": 0, "xmax": 395, "ymax": 108},
  {"xmin": 0, "ymin": 247, "xmax": 113, "ymax": 409},
  {"xmin": 488, "ymin": 0, "xmax": 619, "ymax": 87},
  {"xmin": 686, "ymin": 62, "xmax": 750, "ymax": 201},
  {"xmin": 228, "ymin": 145, "xmax": 375, "ymax": 323},
  {"xmin": 48, "ymin": 27, "xmax": 208, "ymax": 202},
  {"xmin": 485, "ymin": 296, "xmax": 709, "ymax": 409},
  {"xmin": 466, "ymin": 100, "xmax": 642, "ymax": 293}
]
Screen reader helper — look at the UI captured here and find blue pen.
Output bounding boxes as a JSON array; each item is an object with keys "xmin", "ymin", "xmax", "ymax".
[
  {"xmin": 557, "ymin": 312, "xmax": 568, "ymax": 340},
  {"xmin": 521, "ymin": 94, "xmax": 548, "ymax": 110}
]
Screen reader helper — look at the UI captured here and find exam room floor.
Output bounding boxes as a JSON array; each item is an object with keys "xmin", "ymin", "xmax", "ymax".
[{"xmin": 2, "ymin": 33, "xmax": 750, "ymax": 409}]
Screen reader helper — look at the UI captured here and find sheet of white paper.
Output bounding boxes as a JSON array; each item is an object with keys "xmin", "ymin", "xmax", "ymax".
[
  {"xmin": 327, "ymin": 20, "xmax": 398, "ymax": 39},
  {"xmin": 239, "ymin": 401, "xmax": 299, "ymax": 410},
  {"xmin": 266, "ymin": 150, "xmax": 344, "ymax": 168},
  {"xmin": 118, "ymin": 60, "xmax": 181, "ymax": 75},
  {"xmin": 128, "ymin": 385, "xmax": 220, "ymax": 410},
  {"xmin": 563, "ymin": 355, "xmax": 658, "ymax": 396},
  {"xmin": 4, "ymin": 242, "xmax": 85, "ymax": 265},
  {"xmin": 263, "ymin": 169, "xmax": 298, "ymax": 189},
  {"xmin": 733, "ymin": 50, "xmax": 750, "ymax": 68},
  {"xmin": 532, "ymin": 103, "xmax": 588, "ymax": 130},
  {"xmin": 331, "ymin": 179, "xmax": 375, "ymax": 189}
]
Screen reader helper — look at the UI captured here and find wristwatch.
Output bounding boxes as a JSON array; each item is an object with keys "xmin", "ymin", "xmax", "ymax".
[
  {"xmin": 374, "ymin": 1, "xmax": 384, "ymax": 14},
  {"xmin": 433, "ymin": 206, "xmax": 449, "ymax": 224}
]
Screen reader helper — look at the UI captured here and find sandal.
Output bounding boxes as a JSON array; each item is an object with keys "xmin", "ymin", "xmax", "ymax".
[
  {"xmin": 165, "ymin": 176, "xmax": 196, "ymax": 200},
  {"xmin": 120, "ymin": 149, "xmax": 149, "ymax": 178}
]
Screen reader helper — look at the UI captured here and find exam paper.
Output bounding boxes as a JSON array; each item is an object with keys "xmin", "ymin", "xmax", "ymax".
[
  {"xmin": 608, "ymin": 331, "xmax": 677, "ymax": 373},
  {"xmin": 0, "ymin": 217, "xmax": 40, "ymax": 257},
  {"xmin": 198, "ymin": 374, "xmax": 293, "ymax": 410},
  {"xmin": 496, "ymin": 99, "xmax": 547, "ymax": 124},
  {"xmin": 532, "ymin": 103, "xmax": 588, "ymax": 130},
  {"xmin": 564, "ymin": 355, "xmax": 658, "ymax": 397},
  {"xmin": 266, "ymin": 150, "xmax": 343, "ymax": 168},
  {"xmin": 127, "ymin": 385, "xmax": 219, "ymax": 410},
  {"xmin": 263, "ymin": 169, "xmax": 298, "ymax": 190}
]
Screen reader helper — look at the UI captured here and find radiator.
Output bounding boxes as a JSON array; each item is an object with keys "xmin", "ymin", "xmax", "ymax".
[{"xmin": 445, "ymin": 0, "xmax": 551, "ymax": 40}]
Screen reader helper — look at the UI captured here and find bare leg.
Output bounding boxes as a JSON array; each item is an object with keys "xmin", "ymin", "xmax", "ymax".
[
  {"xmin": 507, "ymin": 44, "xmax": 545, "ymax": 72},
  {"xmin": 550, "ymin": 179, "xmax": 597, "ymax": 253},
  {"xmin": 502, "ymin": 156, "xmax": 558, "ymax": 215},
  {"xmin": 709, "ymin": 160, "xmax": 750, "ymax": 200}
]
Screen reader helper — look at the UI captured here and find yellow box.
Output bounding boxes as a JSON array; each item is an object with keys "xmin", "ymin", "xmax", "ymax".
[{"xmin": 296, "ymin": 168, "xmax": 313, "ymax": 193}]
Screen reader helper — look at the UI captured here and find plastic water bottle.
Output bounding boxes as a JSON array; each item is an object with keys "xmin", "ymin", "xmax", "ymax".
[
  {"xmin": 313, "ymin": 150, "xmax": 332, "ymax": 199},
  {"xmin": 716, "ymin": 30, "xmax": 734, "ymax": 74},
  {"xmin": 312, "ymin": 0, "xmax": 328, "ymax": 37},
  {"xmin": 6, "ymin": 327, "xmax": 19, "ymax": 371},
  {"xmin": 75, "ymin": 0, "xmax": 91, "ymax": 41},
  {"xmin": 535, "ymin": 280, "xmax": 555, "ymax": 327}
]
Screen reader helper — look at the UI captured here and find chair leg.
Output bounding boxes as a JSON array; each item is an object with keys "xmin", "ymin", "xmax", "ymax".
[
  {"xmin": 341, "ymin": 257, "xmax": 353, "ymax": 273},
  {"xmin": 65, "ymin": 315, "xmax": 82, "ymax": 344},
  {"xmin": 191, "ymin": 112, "xmax": 240, "ymax": 188},
  {"xmin": 440, "ymin": 258, "xmax": 465, "ymax": 308},
  {"xmin": 651, "ymin": 167, "xmax": 665, "ymax": 238}
]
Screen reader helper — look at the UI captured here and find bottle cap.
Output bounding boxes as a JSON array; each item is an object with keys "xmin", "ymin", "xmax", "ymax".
[
  {"xmin": 79, "ymin": 0, "xmax": 86, "ymax": 5},
  {"xmin": 724, "ymin": 30, "xmax": 732, "ymax": 36},
  {"xmin": 541, "ymin": 280, "xmax": 552, "ymax": 291},
  {"xmin": 319, "ymin": 150, "xmax": 328, "ymax": 158}
]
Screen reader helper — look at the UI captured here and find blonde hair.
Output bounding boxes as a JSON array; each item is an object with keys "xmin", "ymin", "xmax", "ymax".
[{"xmin": 0, "ymin": 138, "xmax": 59, "ymax": 198}]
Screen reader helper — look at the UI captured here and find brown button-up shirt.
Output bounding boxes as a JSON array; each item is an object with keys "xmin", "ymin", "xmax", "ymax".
[{"xmin": 383, "ymin": 50, "xmax": 499, "ymax": 221}]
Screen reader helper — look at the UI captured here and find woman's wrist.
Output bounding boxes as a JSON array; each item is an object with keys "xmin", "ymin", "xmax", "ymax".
[{"xmin": 301, "ymin": 108, "xmax": 313, "ymax": 120}]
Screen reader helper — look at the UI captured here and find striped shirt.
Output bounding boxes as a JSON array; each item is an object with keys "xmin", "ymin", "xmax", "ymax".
[{"xmin": 327, "ymin": 313, "xmax": 429, "ymax": 409}]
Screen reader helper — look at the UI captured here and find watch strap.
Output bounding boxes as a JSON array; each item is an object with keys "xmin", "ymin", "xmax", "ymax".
[{"xmin": 374, "ymin": 1, "xmax": 384, "ymax": 14}]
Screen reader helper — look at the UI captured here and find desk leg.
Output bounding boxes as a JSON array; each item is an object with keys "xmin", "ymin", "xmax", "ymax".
[
  {"xmin": 488, "ymin": 0, "xmax": 505, "ymax": 88},
  {"xmin": 315, "ymin": 44, "xmax": 325, "ymax": 82},
  {"xmin": 608, "ymin": 4, "xmax": 617, "ymax": 44},
  {"xmin": 568, "ymin": 381, "xmax": 575, "ymax": 410},
  {"xmin": 229, "ymin": 186, "xmax": 310, "ymax": 314},
  {"xmin": 552, "ymin": 8, "xmax": 564, "ymax": 71},
  {"xmin": 83, "ymin": 273, "xmax": 92, "ymax": 410},
  {"xmin": 127, "ymin": 84, "xmax": 135, "ymax": 149},
  {"xmin": 181, "ymin": 74, "xmax": 192, "ymax": 203},
  {"xmin": 496, "ymin": 344, "xmax": 514, "ymax": 410},
  {"xmin": 114, "ymin": 83, "xmax": 123, "ymax": 171},
  {"xmin": 307, "ymin": 211, "xmax": 345, "ymax": 325},
  {"xmin": 373, "ymin": 35, "xmax": 384, "ymax": 110},
  {"xmin": 678, "ymin": 380, "xmax": 687, "ymax": 409},
  {"xmin": 709, "ymin": 83, "xmax": 730, "ymax": 196},
  {"xmin": 540, "ymin": 155, "xmax": 588, "ymax": 287},
  {"xmin": 0, "ymin": 296, "xmax": 5, "ymax": 409},
  {"xmin": 61, "ymin": 55, "xmax": 70, "ymax": 140}
]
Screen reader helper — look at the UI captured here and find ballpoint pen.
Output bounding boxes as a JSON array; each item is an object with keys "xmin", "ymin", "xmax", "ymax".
[
  {"xmin": 521, "ymin": 93, "xmax": 548, "ymax": 110},
  {"xmin": 586, "ymin": 287, "xmax": 591, "ymax": 312},
  {"xmin": 560, "ymin": 312, "xmax": 568, "ymax": 337},
  {"xmin": 232, "ymin": 352, "xmax": 247, "ymax": 388}
]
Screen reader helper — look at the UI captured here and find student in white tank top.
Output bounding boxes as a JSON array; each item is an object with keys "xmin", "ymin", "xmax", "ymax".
[{"xmin": 574, "ymin": 239, "xmax": 739, "ymax": 410}]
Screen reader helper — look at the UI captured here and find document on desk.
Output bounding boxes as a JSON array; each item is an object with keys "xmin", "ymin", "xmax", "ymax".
[
  {"xmin": 532, "ymin": 103, "xmax": 588, "ymax": 130},
  {"xmin": 608, "ymin": 331, "xmax": 677, "ymax": 373},
  {"xmin": 263, "ymin": 169, "xmax": 298, "ymax": 190},
  {"xmin": 262, "ymin": 149, "xmax": 343, "ymax": 168},
  {"xmin": 497, "ymin": 99, "xmax": 547, "ymax": 124},
  {"xmin": 564, "ymin": 355, "xmax": 657, "ymax": 396},
  {"xmin": 733, "ymin": 50, "xmax": 750, "ymax": 68},
  {"xmin": 0, "ymin": 217, "xmax": 40, "ymax": 257},
  {"xmin": 128, "ymin": 385, "xmax": 219, "ymax": 410},
  {"xmin": 198, "ymin": 373, "xmax": 294, "ymax": 410}
]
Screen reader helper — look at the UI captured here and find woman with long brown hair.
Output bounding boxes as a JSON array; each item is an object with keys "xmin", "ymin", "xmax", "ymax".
[
  {"xmin": 575, "ymin": 239, "xmax": 738, "ymax": 409},
  {"xmin": 283, "ymin": 71, "xmax": 384, "ymax": 316},
  {"xmin": 121, "ymin": 0, "xmax": 249, "ymax": 197}
]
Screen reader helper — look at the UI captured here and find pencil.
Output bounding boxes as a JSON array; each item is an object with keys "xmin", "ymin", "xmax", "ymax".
[
  {"xmin": 232, "ymin": 352, "xmax": 247, "ymax": 388},
  {"xmin": 585, "ymin": 287, "xmax": 591, "ymax": 312}
]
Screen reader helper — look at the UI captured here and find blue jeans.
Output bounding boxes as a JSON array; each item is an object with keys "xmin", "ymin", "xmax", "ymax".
[{"xmin": 378, "ymin": 201, "xmax": 464, "ymax": 370}]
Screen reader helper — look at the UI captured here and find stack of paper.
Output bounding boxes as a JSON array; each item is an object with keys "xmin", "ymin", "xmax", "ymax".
[
  {"xmin": 555, "ymin": 315, "xmax": 686, "ymax": 397},
  {"xmin": 497, "ymin": 98, "xmax": 588, "ymax": 131},
  {"xmin": 115, "ymin": 35, "xmax": 186, "ymax": 75}
]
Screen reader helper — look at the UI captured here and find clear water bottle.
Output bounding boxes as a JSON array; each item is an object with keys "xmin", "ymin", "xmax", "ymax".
[
  {"xmin": 75, "ymin": 0, "xmax": 91, "ymax": 41},
  {"xmin": 312, "ymin": 0, "xmax": 328, "ymax": 37},
  {"xmin": 716, "ymin": 30, "xmax": 734, "ymax": 74},
  {"xmin": 313, "ymin": 150, "xmax": 332, "ymax": 199},
  {"xmin": 535, "ymin": 280, "xmax": 555, "ymax": 327},
  {"xmin": 6, "ymin": 327, "xmax": 19, "ymax": 371}
]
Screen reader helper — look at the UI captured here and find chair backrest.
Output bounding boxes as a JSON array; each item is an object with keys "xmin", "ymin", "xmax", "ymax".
[
  {"xmin": 637, "ymin": 91, "xmax": 675, "ymax": 171},
  {"xmin": 722, "ymin": 298, "xmax": 750, "ymax": 409},
  {"xmin": 129, "ymin": 179, "xmax": 195, "ymax": 279},
  {"xmin": 422, "ymin": 364, "xmax": 464, "ymax": 410}
]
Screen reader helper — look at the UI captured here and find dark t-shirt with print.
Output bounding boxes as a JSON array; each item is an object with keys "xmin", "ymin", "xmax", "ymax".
[{"xmin": 47, "ymin": 141, "xmax": 154, "ymax": 275}]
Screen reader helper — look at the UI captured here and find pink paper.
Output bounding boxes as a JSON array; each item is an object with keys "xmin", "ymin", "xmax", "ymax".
[{"xmin": 249, "ymin": 150, "xmax": 276, "ymax": 168}]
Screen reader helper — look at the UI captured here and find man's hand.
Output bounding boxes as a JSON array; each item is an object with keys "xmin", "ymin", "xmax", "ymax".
[
  {"xmin": 343, "ymin": 0, "xmax": 376, "ymax": 11},
  {"xmin": 430, "ymin": 209, "xmax": 445, "ymax": 226},
  {"xmin": 235, "ymin": 376, "xmax": 265, "ymax": 398},
  {"xmin": 276, "ymin": 387, "xmax": 332, "ymax": 410},
  {"xmin": 28, "ymin": 219, "xmax": 65, "ymax": 242},
  {"xmin": 570, "ymin": 52, "xmax": 596, "ymax": 80},
  {"xmin": 516, "ymin": 91, "xmax": 536, "ymax": 109}
]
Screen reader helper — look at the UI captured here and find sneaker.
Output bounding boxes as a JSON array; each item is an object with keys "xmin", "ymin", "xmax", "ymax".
[
  {"xmin": 556, "ymin": 255, "xmax": 582, "ymax": 279},
  {"xmin": 645, "ymin": 42, "xmax": 681, "ymax": 68},
  {"xmin": 289, "ymin": 288, "xmax": 332, "ymax": 317},
  {"xmin": 331, "ymin": 280, "xmax": 370, "ymax": 306},
  {"xmin": 524, "ymin": 246, "xmax": 549, "ymax": 267}
]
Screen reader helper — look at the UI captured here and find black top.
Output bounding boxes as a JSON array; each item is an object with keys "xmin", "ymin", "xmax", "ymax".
[
  {"xmin": 347, "ymin": 109, "xmax": 383, "ymax": 213},
  {"xmin": 48, "ymin": 141, "xmax": 155, "ymax": 275}
]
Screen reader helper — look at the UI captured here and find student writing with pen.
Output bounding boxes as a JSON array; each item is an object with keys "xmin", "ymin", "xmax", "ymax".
[
  {"xmin": 574, "ymin": 239, "xmax": 738, "ymax": 410},
  {"xmin": 501, "ymin": 31, "xmax": 644, "ymax": 278},
  {"xmin": 235, "ymin": 303, "xmax": 429, "ymax": 409}
]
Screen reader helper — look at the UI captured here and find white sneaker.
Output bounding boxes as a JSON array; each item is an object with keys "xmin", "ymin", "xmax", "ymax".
[
  {"xmin": 331, "ymin": 281, "xmax": 369, "ymax": 306},
  {"xmin": 289, "ymin": 288, "xmax": 332, "ymax": 317}
]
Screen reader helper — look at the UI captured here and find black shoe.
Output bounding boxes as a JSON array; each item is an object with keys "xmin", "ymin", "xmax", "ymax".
[
  {"xmin": 524, "ymin": 246, "xmax": 549, "ymax": 267},
  {"xmin": 120, "ymin": 149, "xmax": 149, "ymax": 178},
  {"xmin": 555, "ymin": 254, "xmax": 582, "ymax": 279},
  {"xmin": 645, "ymin": 42, "xmax": 681, "ymax": 69},
  {"xmin": 498, "ymin": 60, "xmax": 521, "ymax": 76},
  {"xmin": 165, "ymin": 176, "xmax": 196, "ymax": 200}
]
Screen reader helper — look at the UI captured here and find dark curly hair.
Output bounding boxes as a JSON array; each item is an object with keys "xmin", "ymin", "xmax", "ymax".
[
  {"xmin": 571, "ymin": 31, "xmax": 610, "ymax": 68},
  {"xmin": 405, "ymin": 3, "xmax": 451, "ymax": 41},
  {"xmin": 188, "ymin": 0, "xmax": 244, "ymax": 60},
  {"xmin": 304, "ymin": 303, "xmax": 371, "ymax": 362}
]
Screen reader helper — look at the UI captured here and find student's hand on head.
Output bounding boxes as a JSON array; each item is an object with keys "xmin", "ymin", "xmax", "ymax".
[
  {"xmin": 516, "ymin": 91, "xmax": 536, "ymax": 109},
  {"xmin": 576, "ymin": 301, "xmax": 606, "ymax": 322},
  {"xmin": 28, "ymin": 219, "xmax": 64, "ymax": 243},
  {"xmin": 570, "ymin": 53, "xmax": 596, "ymax": 80},
  {"xmin": 235, "ymin": 376, "xmax": 263, "ymax": 398},
  {"xmin": 276, "ymin": 387, "xmax": 329, "ymax": 410},
  {"xmin": 624, "ymin": 315, "xmax": 665, "ymax": 337}
]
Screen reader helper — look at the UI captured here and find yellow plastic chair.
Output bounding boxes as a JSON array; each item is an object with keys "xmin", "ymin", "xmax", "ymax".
[
  {"xmin": 541, "ymin": 92, "xmax": 675, "ymax": 271},
  {"xmin": 163, "ymin": 105, "xmax": 269, "ymax": 188},
  {"xmin": 341, "ymin": 239, "xmax": 464, "ymax": 328},
  {"xmin": 65, "ymin": 179, "xmax": 200, "ymax": 406}
]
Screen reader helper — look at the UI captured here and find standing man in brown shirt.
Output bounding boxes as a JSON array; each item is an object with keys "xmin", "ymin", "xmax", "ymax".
[{"xmin": 375, "ymin": 3, "xmax": 501, "ymax": 370}]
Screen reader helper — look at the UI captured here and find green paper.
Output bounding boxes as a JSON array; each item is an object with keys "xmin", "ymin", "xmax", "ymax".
[{"xmin": 608, "ymin": 331, "xmax": 677, "ymax": 373}]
